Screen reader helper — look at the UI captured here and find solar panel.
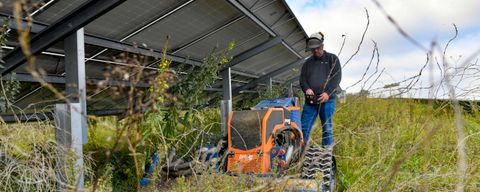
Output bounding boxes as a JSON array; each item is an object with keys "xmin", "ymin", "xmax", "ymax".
[
  {"xmin": 178, "ymin": 17, "xmax": 263, "ymax": 59},
  {"xmin": 0, "ymin": 0, "xmax": 309, "ymax": 118},
  {"xmin": 0, "ymin": 0, "xmax": 45, "ymax": 16},
  {"xmin": 85, "ymin": 0, "xmax": 189, "ymax": 40},
  {"xmin": 33, "ymin": 0, "xmax": 89, "ymax": 24},
  {"xmin": 233, "ymin": 44, "xmax": 297, "ymax": 76},
  {"xmin": 126, "ymin": 0, "xmax": 242, "ymax": 52}
]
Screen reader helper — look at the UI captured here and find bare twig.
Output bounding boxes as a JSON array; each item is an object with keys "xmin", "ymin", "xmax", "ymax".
[
  {"xmin": 342, "ymin": 8, "xmax": 370, "ymax": 68},
  {"xmin": 371, "ymin": 0, "xmax": 428, "ymax": 51},
  {"xmin": 346, "ymin": 40, "xmax": 378, "ymax": 90}
]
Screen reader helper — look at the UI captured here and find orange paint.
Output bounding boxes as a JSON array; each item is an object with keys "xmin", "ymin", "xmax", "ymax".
[{"xmin": 227, "ymin": 106, "xmax": 303, "ymax": 175}]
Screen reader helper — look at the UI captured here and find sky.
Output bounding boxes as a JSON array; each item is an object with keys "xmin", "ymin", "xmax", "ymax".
[{"xmin": 285, "ymin": 0, "xmax": 480, "ymax": 99}]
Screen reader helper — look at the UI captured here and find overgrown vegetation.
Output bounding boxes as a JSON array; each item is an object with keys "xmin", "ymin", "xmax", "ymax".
[
  {"xmin": 154, "ymin": 96, "xmax": 480, "ymax": 191},
  {"xmin": 233, "ymin": 82, "xmax": 294, "ymax": 110},
  {"xmin": 331, "ymin": 97, "xmax": 480, "ymax": 191},
  {"xmin": 80, "ymin": 40, "xmax": 235, "ymax": 191},
  {"xmin": 0, "ymin": 121, "xmax": 95, "ymax": 191},
  {"xmin": 0, "ymin": 18, "xmax": 20, "ymax": 114},
  {"xmin": 3, "ymin": 96, "xmax": 480, "ymax": 191},
  {"xmin": 0, "ymin": 7, "xmax": 235, "ymax": 189}
]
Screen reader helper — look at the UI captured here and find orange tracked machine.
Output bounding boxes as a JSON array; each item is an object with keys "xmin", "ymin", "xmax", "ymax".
[{"xmin": 226, "ymin": 97, "xmax": 303, "ymax": 175}]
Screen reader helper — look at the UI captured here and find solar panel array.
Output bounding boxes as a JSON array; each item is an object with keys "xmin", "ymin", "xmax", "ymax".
[{"xmin": 0, "ymin": 0, "xmax": 309, "ymax": 120}]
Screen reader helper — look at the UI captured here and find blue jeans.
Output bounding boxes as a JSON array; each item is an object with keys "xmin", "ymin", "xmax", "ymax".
[{"xmin": 301, "ymin": 99, "xmax": 336, "ymax": 146}]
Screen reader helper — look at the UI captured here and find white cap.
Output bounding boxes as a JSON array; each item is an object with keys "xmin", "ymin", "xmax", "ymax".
[{"xmin": 306, "ymin": 32, "xmax": 324, "ymax": 49}]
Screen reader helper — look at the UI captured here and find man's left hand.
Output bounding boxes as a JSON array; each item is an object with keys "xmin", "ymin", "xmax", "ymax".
[{"xmin": 318, "ymin": 92, "xmax": 329, "ymax": 103}]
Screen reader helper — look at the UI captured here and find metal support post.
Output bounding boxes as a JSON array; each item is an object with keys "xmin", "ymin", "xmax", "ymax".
[
  {"xmin": 267, "ymin": 77, "xmax": 273, "ymax": 92},
  {"xmin": 220, "ymin": 67, "xmax": 232, "ymax": 138},
  {"xmin": 55, "ymin": 28, "xmax": 87, "ymax": 191},
  {"xmin": 288, "ymin": 82, "xmax": 293, "ymax": 97}
]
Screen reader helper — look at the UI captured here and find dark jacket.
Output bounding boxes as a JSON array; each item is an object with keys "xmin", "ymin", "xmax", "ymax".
[{"xmin": 299, "ymin": 51, "xmax": 342, "ymax": 98}]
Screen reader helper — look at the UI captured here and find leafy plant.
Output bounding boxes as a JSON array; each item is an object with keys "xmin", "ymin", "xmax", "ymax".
[
  {"xmin": 157, "ymin": 41, "xmax": 234, "ymax": 152},
  {"xmin": 0, "ymin": 18, "xmax": 20, "ymax": 114},
  {"xmin": 234, "ymin": 82, "xmax": 290, "ymax": 110},
  {"xmin": 0, "ymin": 74, "xmax": 20, "ymax": 113}
]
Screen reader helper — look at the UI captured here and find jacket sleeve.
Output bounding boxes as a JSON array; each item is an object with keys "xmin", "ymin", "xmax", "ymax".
[
  {"xmin": 299, "ymin": 60, "xmax": 311, "ymax": 93},
  {"xmin": 325, "ymin": 55, "xmax": 342, "ymax": 95}
]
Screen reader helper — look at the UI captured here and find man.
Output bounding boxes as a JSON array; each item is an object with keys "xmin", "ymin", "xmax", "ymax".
[{"xmin": 300, "ymin": 32, "xmax": 342, "ymax": 147}]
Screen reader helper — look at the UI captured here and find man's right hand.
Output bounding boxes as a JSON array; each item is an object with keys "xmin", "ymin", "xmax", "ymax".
[{"xmin": 306, "ymin": 89, "xmax": 314, "ymax": 96}]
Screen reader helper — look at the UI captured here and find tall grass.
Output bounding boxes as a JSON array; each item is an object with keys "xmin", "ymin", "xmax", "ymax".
[
  {"xmin": 1, "ymin": 96, "xmax": 478, "ymax": 191},
  {"xmin": 148, "ymin": 96, "xmax": 480, "ymax": 191},
  {"xmin": 326, "ymin": 96, "xmax": 480, "ymax": 191},
  {"xmin": 0, "ymin": 121, "xmax": 94, "ymax": 191}
]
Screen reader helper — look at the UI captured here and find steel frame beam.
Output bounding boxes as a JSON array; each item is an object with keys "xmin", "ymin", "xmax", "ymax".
[
  {"xmin": 1, "ymin": 112, "xmax": 53, "ymax": 123},
  {"xmin": 249, "ymin": 0, "xmax": 262, "ymax": 9},
  {"xmin": 0, "ymin": 0, "xmax": 126, "ymax": 76},
  {"xmin": 233, "ymin": 58, "xmax": 306, "ymax": 94},
  {"xmin": 285, "ymin": 27, "xmax": 302, "ymax": 40},
  {"xmin": 271, "ymin": 16, "xmax": 295, "ymax": 30},
  {"xmin": 227, "ymin": 0, "xmax": 276, "ymax": 37},
  {"xmin": 0, "ymin": 109, "xmax": 127, "ymax": 123},
  {"xmin": 270, "ymin": 11, "xmax": 289, "ymax": 29},
  {"xmin": 0, "ymin": 15, "xmax": 263, "ymax": 79},
  {"xmin": 2, "ymin": 73, "xmax": 150, "ymax": 88},
  {"xmin": 286, "ymin": 75, "xmax": 300, "ymax": 85},
  {"xmin": 85, "ymin": 35, "xmax": 269, "ymax": 78},
  {"xmin": 30, "ymin": 0, "xmax": 58, "ymax": 17},
  {"xmin": 144, "ymin": 0, "xmax": 276, "ymax": 71},
  {"xmin": 1, "ymin": 0, "xmax": 307, "ymax": 100},
  {"xmin": 252, "ymin": 0, "xmax": 278, "ymax": 12},
  {"xmin": 223, "ymin": 36, "xmax": 282, "ymax": 69},
  {"xmin": 118, "ymin": 0, "xmax": 195, "ymax": 42},
  {"xmin": 226, "ymin": 0, "xmax": 302, "ymax": 59},
  {"xmin": 86, "ymin": 0, "xmax": 196, "ymax": 61},
  {"xmin": 84, "ymin": 35, "xmax": 203, "ymax": 66}
]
